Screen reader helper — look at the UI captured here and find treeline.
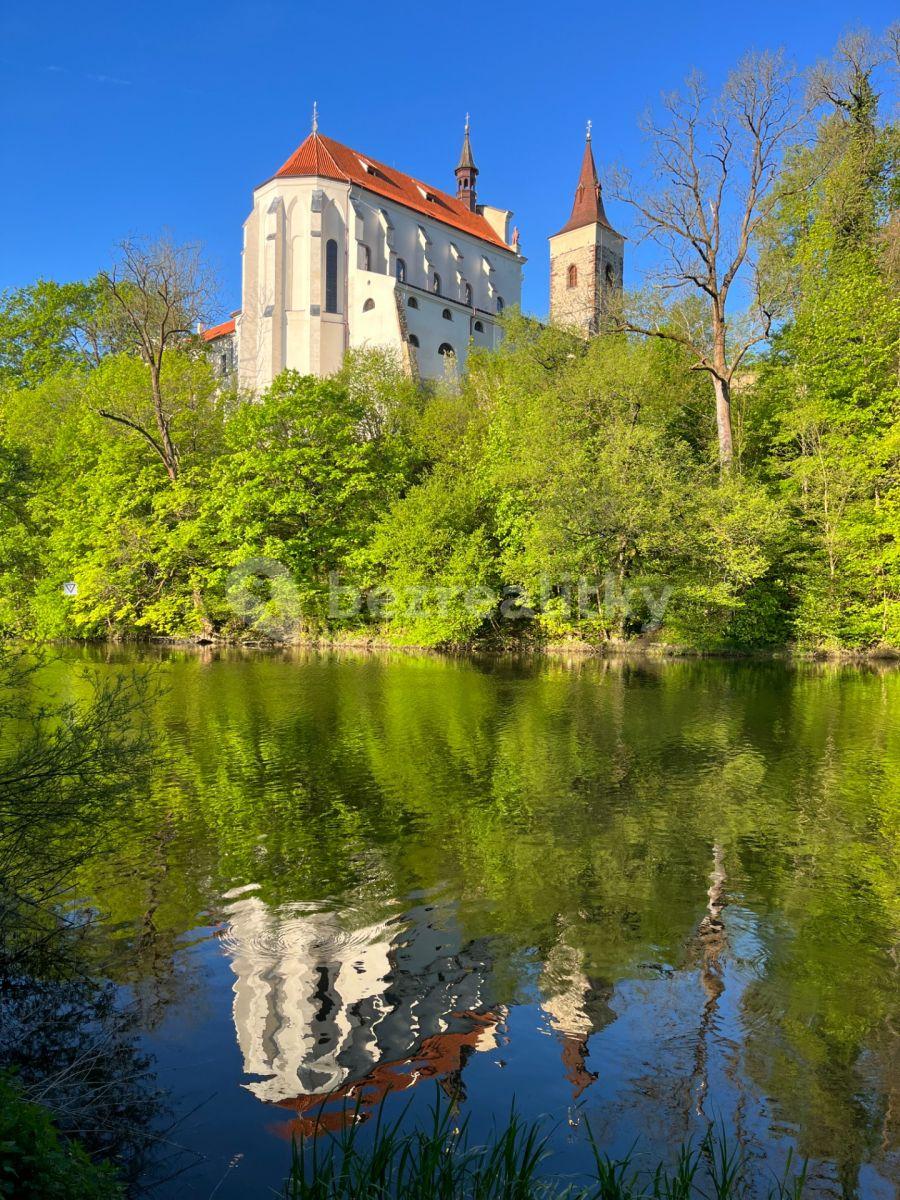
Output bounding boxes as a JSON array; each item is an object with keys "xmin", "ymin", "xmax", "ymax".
[{"xmin": 0, "ymin": 34, "xmax": 897, "ymax": 652}]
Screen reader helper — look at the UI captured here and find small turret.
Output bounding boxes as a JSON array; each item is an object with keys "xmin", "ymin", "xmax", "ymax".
[{"xmin": 455, "ymin": 114, "xmax": 478, "ymax": 212}]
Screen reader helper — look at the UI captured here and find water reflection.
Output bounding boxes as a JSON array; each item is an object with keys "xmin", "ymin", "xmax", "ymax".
[
  {"xmin": 36, "ymin": 649, "xmax": 900, "ymax": 1196},
  {"xmin": 219, "ymin": 888, "xmax": 624, "ymax": 1134},
  {"xmin": 221, "ymin": 890, "xmax": 499, "ymax": 1123}
]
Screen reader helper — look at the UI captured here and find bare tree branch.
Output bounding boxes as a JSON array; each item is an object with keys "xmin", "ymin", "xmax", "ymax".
[{"xmin": 610, "ymin": 51, "xmax": 804, "ymax": 472}]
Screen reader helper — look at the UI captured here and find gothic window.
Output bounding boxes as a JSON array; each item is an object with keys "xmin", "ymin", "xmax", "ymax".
[
  {"xmin": 408, "ymin": 334, "xmax": 420, "ymax": 347},
  {"xmin": 473, "ymin": 320, "xmax": 484, "ymax": 332},
  {"xmin": 496, "ymin": 296, "xmax": 504, "ymax": 313},
  {"xmin": 442, "ymin": 308, "xmax": 452, "ymax": 321},
  {"xmin": 396, "ymin": 258, "xmax": 407, "ymax": 283},
  {"xmin": 407, "ymin": 296, "xmax": 419, "ymax": 309},
  {"xmin": 464, "ymin": 282, "xmax": 473, "ymax": 305},
  {"xmin": 363, "ymin": 298, "xmax": 375, "ymax": 312},
  {"xmin": 432, "ymin": 272, "xmax": 441, "ymax": 295},
  {"xmin": 359, "ymin": 244, "xmax": 372, "ymax": 271},
  {"xmin": 438, "ymin": 343, "xmax": 455, "ymax": 357},
  {"xmin": 325, "ymin": 239, "xmax": 339, "ymax": 313},
  {"xmin": 605, "ymin": 262, "xmax": 616, "ymax": 287},
  {"xmin": 567, "ymin": 264, "xmax": 578, "ymax": 289}
]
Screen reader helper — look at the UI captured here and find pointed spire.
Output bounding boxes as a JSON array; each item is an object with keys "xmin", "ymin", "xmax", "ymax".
[
  {"xmin": 456, "ymin": 113, "xmax": 476, "ymax": 171},
  {"xmin": 311, "ymin": 100, "xmax": 319, "ymax": 134},
  {"xmin": 455, "ymin": 114, "xmax": 478, "ymax": 211},
  {"xmin": 554, "ymin": 124, "xmax": 614, "ymax": 236}
]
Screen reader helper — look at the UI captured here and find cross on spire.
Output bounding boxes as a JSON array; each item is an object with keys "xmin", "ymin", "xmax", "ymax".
[
  {"xmin": 586, "ymin": 118, "xmax": 592, "ymax": 141},
  {"xmin": 312, "ymin": 100, "xmax": 319, "ymax": 134}
]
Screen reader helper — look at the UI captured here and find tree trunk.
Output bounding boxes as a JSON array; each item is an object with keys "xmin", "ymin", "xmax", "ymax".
[{"xmin": 713, "ymin": 375, "xmax": 734, "ymax": 474}]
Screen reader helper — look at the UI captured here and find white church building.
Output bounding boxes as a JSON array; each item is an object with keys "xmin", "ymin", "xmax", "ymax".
[{"xmin": 204, "ymin": 114, "xmax": 526, "ymax": 386}]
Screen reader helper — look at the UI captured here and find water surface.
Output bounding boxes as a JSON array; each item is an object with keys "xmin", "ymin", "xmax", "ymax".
[{"xmin": 41, "ymin": 649, "xmax": 900, "ymax": 1197}]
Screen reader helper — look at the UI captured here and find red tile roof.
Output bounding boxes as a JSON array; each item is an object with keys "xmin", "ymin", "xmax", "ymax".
[
  {"xmin": 272, "ymin": 132, "xmax": 512, "ymax": 251},
  {"xmin": 201, "ymin": 317, "xmax": 235, "ymax": 342}
]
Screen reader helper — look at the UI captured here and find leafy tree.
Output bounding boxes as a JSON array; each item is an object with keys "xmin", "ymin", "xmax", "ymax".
[
  {"xmin": 758, "ymin": 30, "xmax": 900, "ymax": 647},
  {"xmin": 0, "ymin": 279, "xmax": 102, "ymax": 390}
]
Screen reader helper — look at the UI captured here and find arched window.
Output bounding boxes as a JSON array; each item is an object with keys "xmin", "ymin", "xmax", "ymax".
[
  {"xmin": 396, "ymin": 258, "xmax": 407, "ymax": 283},
  {"xmin": 359, "ymin": 244, "xmax": 371, "ymax": 271},
  {"xmin": 496, "ymin": 296, "xmax": 504, "ymax": 313},
  {"xmin": 438, "ymin": 343, "xmax": 455, "ymax": 358},
  {"xmin": 442, "ymin": 308, "xmax": 452, "ymax": 321},
  {"xmin": 464, "ymin": 282, "xmax": 473, "ymax": 305},
  {"xmin": 473, "ymin": 320, "xmax": 484, "ymax": 333},
  {"xmin": 408, "ymin": 334, "xmax": 420, "ymax": 348},
  {"xmin": 325, "ymin": 239, "xmax": 339, "ymax": 313},
  {"xmin": 363, "ymin": 298, "xmax": 375, "ymax": 312},
  {"xmin": 432, "ymin": 272, "xmax": 441, "ymax": 295},
  {"xmin": 605, "ymin": 262, "xmax": 616, "ymax": 287},
  {"xmin": 567, "ymin": 264, "xmax": 578, "ymax": 289},
  {"xmin": 407, "ymin": 296, "xmax": 419, "ymax": 309}
]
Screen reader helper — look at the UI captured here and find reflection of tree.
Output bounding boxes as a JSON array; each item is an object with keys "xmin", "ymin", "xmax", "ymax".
[{"xmin": 691, "ymin": 844, "xmax": 727, "ymax": 1119}]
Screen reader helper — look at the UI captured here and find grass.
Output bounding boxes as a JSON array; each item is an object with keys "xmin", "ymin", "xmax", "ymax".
[{"xmin": 283, "ymin": 1094, "xmax": 809, "ymax": 1199}]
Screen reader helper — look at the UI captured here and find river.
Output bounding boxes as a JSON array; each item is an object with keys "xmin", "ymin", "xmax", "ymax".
[{"xmin": 36, "ymin": 648, "xmax": 900, "ymax": 1197}]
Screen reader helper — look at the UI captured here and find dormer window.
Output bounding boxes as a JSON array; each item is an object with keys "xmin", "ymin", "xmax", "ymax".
[{"xmin": 417, "ymin": 185, "xmax": 438, "ymax": 203}]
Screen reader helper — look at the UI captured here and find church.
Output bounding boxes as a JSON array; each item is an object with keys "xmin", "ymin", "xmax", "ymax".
[{"xmin": 202, "ymin": 114, "xmax": 623, "ymax": 385}]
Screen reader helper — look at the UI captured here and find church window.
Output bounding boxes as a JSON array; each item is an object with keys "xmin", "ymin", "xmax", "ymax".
[
  {"xmin": 396, "ymin": 258, "xmax": 407, "ymax": 283},
  {"xmin": 567, "ymin": 264, "xmax": 578, "ymax": 288},
  {"xmin": 473, "ymin": 320, "xmax": 484, "ymax": 332},
  {"xmin": 464, "ymin": 282, "xmax": 473, "ymax": 305},
  {"xmin": 325, "ymin": 239, "xmax": 339, "ymax": 313},
  {"xmin": 408, "ymin": 334, "xmax": 420, "ymax": 347},
  {"xmin": 438, "ymin": 343, "xmax": 455, "ymax": 357},
  {"xmin": 605, "ymin": 262, "xmax": 616, "ymax": 287},
  {"xmin": 432, "ymin": 272, "xmax": 441, "ymax": 295},
  {"xmin": 442, "ymin": 308, "xmax": 452, "ymax": 321},
  {"xmin": 359, "ymin": 244, "xmax": 372, "ymax": 271},
  {"xmin": 407, "ymin": 296, "xmax": 418, "ymax": 309},
  {"xmin": 363, "ymin": 298, "xmax": 375, "ymax": 312},
  {"xmin": 496, "ymin": 296, "xmax": 504, "ymax": 313}
]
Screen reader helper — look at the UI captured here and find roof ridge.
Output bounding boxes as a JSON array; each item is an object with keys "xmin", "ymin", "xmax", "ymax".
[{"xmin": 271, "ymin": 131, "xmax": 513, "ymax": 251}]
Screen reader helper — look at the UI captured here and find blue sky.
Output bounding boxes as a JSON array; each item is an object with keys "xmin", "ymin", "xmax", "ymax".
[{"xmin": 1, "ymin": 1, "xmax": 896, "ymax": 318}]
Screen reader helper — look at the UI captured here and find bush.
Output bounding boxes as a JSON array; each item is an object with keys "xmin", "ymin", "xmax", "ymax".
[{"xmin": 0, "ymin": 1074, "xmax": 124, "ymax": 1200}]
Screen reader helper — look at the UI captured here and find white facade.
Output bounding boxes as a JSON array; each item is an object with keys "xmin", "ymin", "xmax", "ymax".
[{"xmin": 236, "ymin": 139, "xmax": 525, "ymax": 391}]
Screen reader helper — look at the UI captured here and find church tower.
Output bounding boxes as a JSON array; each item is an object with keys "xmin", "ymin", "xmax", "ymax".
[
  {"xmin": 549, "ymin": 124, "xmax": 623, "ymax": 334},
  {"xmin": 455, "ymin": 115, "xmax": 478, "ymax": 212}
]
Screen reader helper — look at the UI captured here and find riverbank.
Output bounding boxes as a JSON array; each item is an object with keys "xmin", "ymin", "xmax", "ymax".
[{"xmin": 45, "ymin": 629, "xmax": 900, "ymax": 664}]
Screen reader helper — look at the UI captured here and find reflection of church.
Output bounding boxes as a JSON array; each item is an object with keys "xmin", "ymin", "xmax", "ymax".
[{"xmin": 219, "ymin": 891, "xmax": 614, "ymax": 1134}]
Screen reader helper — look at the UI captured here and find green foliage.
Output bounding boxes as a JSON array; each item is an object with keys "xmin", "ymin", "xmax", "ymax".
[
  {"xmin": 0, "ymin": 279, "xmax": 101, "ymax": 390},
  {"xmin": 755, "ymin": 61, "xmax": 900, "ymax": 649},
  {"xmin": 0, "ymin": 36, "xmax": 895, "ymax": 652},
  {"xmin": 0, "ymin": 1075, "xmax": 124, "ymax": 1200}
]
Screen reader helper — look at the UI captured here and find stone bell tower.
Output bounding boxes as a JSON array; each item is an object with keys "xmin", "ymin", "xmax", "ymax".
[{"xmin": 549, "ymin": 123, "xmax": 624, "ymax": 335}]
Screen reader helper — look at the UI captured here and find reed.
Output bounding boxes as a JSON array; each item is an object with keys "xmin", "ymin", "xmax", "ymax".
[{"xmin": 284, "ymin": 1098, "xmax": 808, "ymax": 1200}]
